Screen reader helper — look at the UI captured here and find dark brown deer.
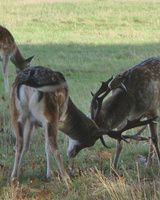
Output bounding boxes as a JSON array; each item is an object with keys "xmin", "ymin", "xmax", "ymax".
[
  {"xmin": 10, "ymin": 66, "xmax": 154, "ymax": 185},
  {"xmin": 0, "ymin": 25, "xmax": 34, "ymax": 93},
  {"xmin": 91, "ymin": 57, "xmax": 160, "ymax": 169}
]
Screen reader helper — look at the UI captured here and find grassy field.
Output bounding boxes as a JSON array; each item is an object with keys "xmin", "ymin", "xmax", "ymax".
[{"xmin": 0, "ymin": 0, "xmax": 160, "ymax": 199}]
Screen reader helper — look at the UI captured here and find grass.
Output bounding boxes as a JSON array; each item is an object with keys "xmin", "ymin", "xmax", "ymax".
[{"xmin": 0, "ymin": 0, "xmax": 160, "ymax": 199}]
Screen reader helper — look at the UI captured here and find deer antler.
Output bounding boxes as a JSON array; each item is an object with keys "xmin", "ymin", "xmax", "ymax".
[
  {"xmin": 106, "ymin": 116, "xmax": 158, "ymax": 143},
  {"xmin": 122, "ymin": 125, "xmax": 148, "ymax": 141},
  {"xmin": 90, "ymin": 76, "xmax": 113, "ymax": 121},
  {"xmin": 100, "ymin": 136, "xmax": 110, "ymax": 148},
  {"xmin": 90, "ymin": 76, "xmax": 113, "ymax": 149}
]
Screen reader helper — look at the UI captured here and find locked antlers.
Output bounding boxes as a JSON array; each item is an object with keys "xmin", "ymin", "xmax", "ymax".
[{"xmin": 90, "ymin": 76, "xmax": 113, "ymax": 148}]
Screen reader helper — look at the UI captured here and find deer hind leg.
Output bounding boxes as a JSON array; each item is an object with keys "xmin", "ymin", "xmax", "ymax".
[
  {"xmin": 45, "ymin": 122, "xmax": 70, "ymax": 185},
  {"xmin": 16, "ymin": 119, "xmax": 33, "ymax": 177},
  {"xmin": 113, "ymin": 140, "xmax": 123, "ymax": 169},
  {"xmin": 45, "ymin": 136, "xmax": 53, "ymax": 178},
  {"xmin": 11, "ymin": 122, "xmax": 23, "ymax": 180},
  {"xmin": 11, "ymin": 119, "xmax": 32, "ymax": 181},
  {"xmin": 146, "ymin": 118, "xmax": 160, "ymax": 167},
  {"xmin": 2, "ymin": 57, "xmax": 9, "ymax": 93}
]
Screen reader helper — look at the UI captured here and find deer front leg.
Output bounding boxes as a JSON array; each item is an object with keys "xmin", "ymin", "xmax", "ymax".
[
  {"xmin": 113, "ymin": 140, "xmax": 123, "ymax": 169},
  {"xmin": 45, "ymin": 122, "xmax": 71, "ymax": 185},
  {"xmin": 146, "ymin": 119, "xmax": 160, "ymax": 167},
  {"xmin": 2, "ymin": 57, "xmax": 9, "ymax": 93}
]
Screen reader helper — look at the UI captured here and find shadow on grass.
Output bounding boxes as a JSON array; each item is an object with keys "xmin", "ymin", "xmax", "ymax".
[
  {"xmin": 18, "ymin": 42, "xmax": 160, "ymax": 75},
  {"xmin": 6, "ymin": 41, "xmax": 160, "ymax": 104}
]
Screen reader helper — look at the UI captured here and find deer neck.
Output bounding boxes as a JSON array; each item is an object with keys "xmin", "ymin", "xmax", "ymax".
[
  {"xmin": 60, "ymin": 97, "xmax": 98, "ymax": 144},
  {"xmin": 10, "ymin": 46, "xmax": 25, "ymax": 70},
  {"xmin": 96, "ymin": 90, "xmax": 135, "ymax": 130}
]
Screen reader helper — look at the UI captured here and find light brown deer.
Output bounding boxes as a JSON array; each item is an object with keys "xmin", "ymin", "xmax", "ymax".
[
  {"xmin": 0, "ymin": 25, "xmax": 34, "ymax": 93},
  {"xmin": 10, "ymin": 66, "xmax": 153, "ymax": 184},
  {"xmin": 91, "ymin": 57, "xmax": 160, "ymax": 169}
]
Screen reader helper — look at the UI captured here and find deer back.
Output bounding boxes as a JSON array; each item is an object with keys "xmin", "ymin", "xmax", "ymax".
[
  {"xmin": 10, "ymin": 66, "xmax": 69, "ymax": 127},
  {"xmin": 113, "ymin": 57, "xmax": 160, "ymax": 112}
]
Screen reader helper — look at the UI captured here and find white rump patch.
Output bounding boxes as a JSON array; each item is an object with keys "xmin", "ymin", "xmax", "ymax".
[{"xmin": 18, "ymin": 85, "xmax": 46, "ymax": 123}]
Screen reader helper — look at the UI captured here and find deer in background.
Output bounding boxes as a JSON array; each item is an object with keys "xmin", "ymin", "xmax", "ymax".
[
  {"xmin": 0, "ymin": 25, "xmax": 34, "ymax": 93},
  {"xmin": 91, "ymin": 57, "xmax": 160, "ymax": 169},
  {"xmin": 10, "ymin": 66, "xmax": 153, "ymax": 185}
]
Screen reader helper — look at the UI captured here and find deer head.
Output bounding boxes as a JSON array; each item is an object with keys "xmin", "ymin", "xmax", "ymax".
[{"xmin": 15, "ymin": 55, "xmax": 35, "ymax": 74}]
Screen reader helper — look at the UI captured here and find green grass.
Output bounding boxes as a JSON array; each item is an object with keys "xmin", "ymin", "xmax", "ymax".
[{"xmin": 0, "ymin": 0, "xmax": 160, "ymax": 199}]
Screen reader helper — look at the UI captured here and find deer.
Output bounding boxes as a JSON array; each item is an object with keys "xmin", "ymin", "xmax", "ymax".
[
  {"xmin": 91, "ymin": 57, "xmax": 160, "ymax": 170},
  {"xmin": 10, "ymin": 65, "xmax": 155, "ymax": 185},
  {"xmin": 0, "ymin": 25, "xmax": 34, "ymax": 93}
]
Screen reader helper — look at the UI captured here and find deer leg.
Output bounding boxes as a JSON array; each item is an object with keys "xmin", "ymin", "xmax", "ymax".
[
  {"xmin": 45, "ymin": 137, "xmax": 53, "ymax": 178},
  {"xmin": 45, "ymin": 122, "xmax": 70, "ymax": 185},
  {"xmin": 146, "ymin": 143, "xmax": 154, "ymax": 167},
  {"xmin": 2, "ymin": 57, "xmax": 9, "ymax": 93},
  {"xmin": 146, "ymin": 120, "xmax": 160, "ymax": 167},
  {"xmin": 16, "ymin": 119, "xmax": 33, "ymax": 178},
  {"xmin": 11, "ymin": 122, "xmax": 24, "ymax": 181},
  {"xmin": 113, "ymin": 140, "xmax": 123, "ymax": 169}
]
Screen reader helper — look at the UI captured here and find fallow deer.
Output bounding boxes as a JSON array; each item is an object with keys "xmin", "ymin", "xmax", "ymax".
[
  {"xmin": 10, "ymin": 66, "xmax": 154, "ymax": 184},
  {"xmin": 91, "ymin": 57, "xmax": 160, "ymax": 169},
  {"xmin": 0, "ymin": 25, "xmax": 34, "ymax": 93}
]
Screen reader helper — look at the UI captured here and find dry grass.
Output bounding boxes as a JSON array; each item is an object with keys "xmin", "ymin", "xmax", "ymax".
[{"xmin": 2, "ymin": 166, "xmax": 160, "ymax": 200}]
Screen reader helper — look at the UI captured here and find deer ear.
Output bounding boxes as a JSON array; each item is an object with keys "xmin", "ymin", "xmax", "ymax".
[{"xmin": 26, "ymin": 55, "xmax": 35, "ymax": 63}]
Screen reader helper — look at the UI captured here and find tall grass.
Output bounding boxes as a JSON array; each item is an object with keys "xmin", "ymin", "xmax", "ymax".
[{"xmin": 0, "ymin": 0, "xmax": 160, "ymax": 199}]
